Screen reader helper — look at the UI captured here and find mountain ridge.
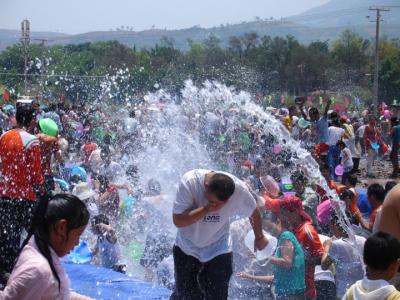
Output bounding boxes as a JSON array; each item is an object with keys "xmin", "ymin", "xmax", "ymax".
[{"xmin": 1, "ymin": 0, "xmax": 399, "ymax": 51}]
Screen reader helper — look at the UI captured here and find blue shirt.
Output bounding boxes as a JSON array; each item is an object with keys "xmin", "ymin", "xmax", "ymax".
[
  {"xmin": 273, "ymin": 231, "xmax": 305, "ymax": 296},
  {"xmin": 393, "ymin": 125, "xmax": 400, "ymax": 144},
  {"xmin": 313, "ymin": 116, "xmax": 329, "ymax": 144}
]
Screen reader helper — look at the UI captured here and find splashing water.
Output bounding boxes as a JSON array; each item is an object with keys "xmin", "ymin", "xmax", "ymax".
[{"xmin": 110, "ymin": 79, "xmax": 363, "ymax": 297}]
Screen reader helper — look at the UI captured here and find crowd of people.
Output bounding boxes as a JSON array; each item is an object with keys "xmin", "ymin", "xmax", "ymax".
[{"xmin": 0, "ymin": 94, "xmax": 399, "ymax": 300}]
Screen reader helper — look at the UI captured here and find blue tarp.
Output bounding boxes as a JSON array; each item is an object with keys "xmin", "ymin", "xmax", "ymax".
[{"xmin": 64, "ymin": 263, "xmax": 171, "ymax": 300}]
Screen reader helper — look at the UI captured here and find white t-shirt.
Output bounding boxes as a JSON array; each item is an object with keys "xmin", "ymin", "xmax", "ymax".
[
  {"xmin": 340, "ymin": 148, "xmax": 354, "ymax": 171},
  {"xmin": 173, "ymin": 169, "xmax": 256, "ymax": 262},
  {"xmin": 328, "ymin": 126, "xmax": 345, "ymax": 146},
  {"xmin": 328, "ymin": 236, "xmax": 366, "ymax": 297},
  {"xmin": 356, "ymin": 125, "xmax": 366, "ymax": 138}
]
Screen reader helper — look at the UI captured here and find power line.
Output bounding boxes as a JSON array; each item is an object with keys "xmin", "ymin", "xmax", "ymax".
[{"xmin": 0, "ymin": 72, "xmax": 107, "ymax": 79}]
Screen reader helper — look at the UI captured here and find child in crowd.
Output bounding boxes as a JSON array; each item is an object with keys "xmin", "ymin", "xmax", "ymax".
[
  {"xmin": 339, "ymin": 190, "xmax": 369, "ymax": 233},
  {"xmin": 343, "ymin": 232, "xmax": 400, "ymax": 300},
  {"xmin": 237, "ymin": 211, "xmax": 305, "ymax": 300},
  {"xmin": 371, "ymin": 181, "xmax": 398, "ymax": 234},
  {"xmin": 96, "ymin": 175, "xmax": 120, "ymax": 221},
  {"xmin": 367, "ymin": 184, "xmax": 385, "ymax": 231},
  {"xmin": 0, "ymin": 194, "xmax": 92, "ymax": 299},
  {"xmin": 337, "ymin": 141, "xmax": 353, "ymax": 185},
  {"xmin": 321, "ymin": 215, "xmax": 366, "ymax": 298},
  {"xmin": 344, "ymin": 175, "xmax": 362, "ymax": 221},
  {"xmin": 91, "ymin": 214, "xmax": 126, "ymax": 274}
]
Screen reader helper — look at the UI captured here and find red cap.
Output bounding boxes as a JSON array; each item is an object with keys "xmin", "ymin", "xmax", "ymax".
[{"xmin": 279, "ymin": 195, "xmax": 312, "ymax": 222}]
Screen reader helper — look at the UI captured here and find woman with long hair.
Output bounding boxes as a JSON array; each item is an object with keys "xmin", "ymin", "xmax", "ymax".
[{"xmin": 0, "ymin": 194, "xmax": 92, "ymax": 299}]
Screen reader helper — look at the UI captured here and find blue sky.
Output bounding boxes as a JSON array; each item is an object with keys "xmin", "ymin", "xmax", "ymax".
[{"xmin": 0, "ymin": 0, "xmax": 329, "ymax": 34}]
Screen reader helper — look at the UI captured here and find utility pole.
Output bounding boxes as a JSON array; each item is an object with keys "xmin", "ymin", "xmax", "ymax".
[
  {"xmin": 368, "ymin": 7, "xmax": 389, "ymax": 114},
  {"xmin": 20, "ymin": 19, "xmax": 30, "ymax": 95}
]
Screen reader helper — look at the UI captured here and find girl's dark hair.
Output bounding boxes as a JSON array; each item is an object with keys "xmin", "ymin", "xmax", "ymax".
[{"xmin": 19, "ymin": 194, "xmax": 89, "ymax": 291}]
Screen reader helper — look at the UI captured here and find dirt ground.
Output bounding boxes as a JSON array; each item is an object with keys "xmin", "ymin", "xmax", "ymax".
[{"xmin": 357, "ymin": 156, "xmax": 399, "ymax": 188}]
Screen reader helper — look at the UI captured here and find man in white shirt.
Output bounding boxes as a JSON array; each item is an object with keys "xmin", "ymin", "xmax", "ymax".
[{"xmin": 171, "ymin": 169, "xmax": 268, "ymax": 300}]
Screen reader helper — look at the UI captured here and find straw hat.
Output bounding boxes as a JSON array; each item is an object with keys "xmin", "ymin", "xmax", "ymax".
[{"xmin": 72, "ymin": 182, "xmax": 96, "ymax": 201}]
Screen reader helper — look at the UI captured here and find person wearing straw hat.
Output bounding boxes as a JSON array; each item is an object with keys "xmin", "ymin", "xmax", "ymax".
[{"xmin": 72, "ymin": 182, "xmax": 98, "ymax": 216}]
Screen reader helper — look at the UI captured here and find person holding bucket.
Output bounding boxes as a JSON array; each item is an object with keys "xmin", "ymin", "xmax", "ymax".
[
  {"xmin": 363, "ymin": 116, "xmax": 381, "ymax": 178},
  {"xmin": 237, "ymin": 210, "xmax": 306, "ymax": 300}
]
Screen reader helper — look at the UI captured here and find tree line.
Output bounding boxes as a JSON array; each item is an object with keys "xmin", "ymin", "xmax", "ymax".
[{"xmin": 0, "ymin": 29, "xmax": 399, "ymax": 104}]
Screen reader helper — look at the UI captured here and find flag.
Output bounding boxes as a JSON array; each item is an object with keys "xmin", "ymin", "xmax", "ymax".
[{"xmin": 3, "ymin": 89, "xmax": 10, "ymax": 102}]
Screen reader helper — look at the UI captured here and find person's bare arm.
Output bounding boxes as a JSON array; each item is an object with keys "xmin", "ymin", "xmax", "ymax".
[
  {"xmin": 236, "ymin": 272, "xmax": 274, "ymax": 282},
  {"xmin": 323, "ymin": 98, "xmax": 332, "ymax": 117},
  {"xmin": 378, "ymin": 186, "xmax": 400, "ymax": 240},
  {"xmin": 321, "ymin": 239, "xmax": 334, "ymax": 270},
  {"xmin": 173, "ymin": 206, "xmax": 211, "ymax": 228},
  {"xmin": 270, "ymin": 239, "xmax": 294, "ymax": 270},
  {"xmin": 249, "ymin": 208, "xmax": 269, "ymax": 251}
]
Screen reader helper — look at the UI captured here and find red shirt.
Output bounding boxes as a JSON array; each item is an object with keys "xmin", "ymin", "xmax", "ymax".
[
  {"xmin": 82, "ymin": 143, "xmax": 97, "ymax": 163},
  {"xmin": 364, "ymin": 125, "xmax": 380, "ymax": 149},
  {"xmin": 39, "ymin": 138, "xmax": 59, "ymax": 176},
  {"xmin": 369, "ymin": 205, "xmax": 381, "ymax": 229},
  {"xmin": 0, "ymin": 129, "xmax": 44, "ymax": 201},
  {"xmin": 293, "ymin": 221, "xmax": 324, "ymax": 300}
]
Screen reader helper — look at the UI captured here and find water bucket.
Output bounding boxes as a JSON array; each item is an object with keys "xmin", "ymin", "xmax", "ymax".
[
  {"xmin": 244, "ymin": 230, "xmax": 277, "ymax": 262},
  {"xmin": 260, "ymin": 175, "xmax": 280, "ymax": 198},
  {"xmin": 295, "ymin": 96, "xmax": 305, "ymax": 106},
  {"xmin": 371, "ymin": 143, "xmax": 380, "ymax": 151},
  {"xmin": 65, "ymin": 241, "xmax": 93, "ymax": 264},
  {"xmin": 335, "ymin": 164, "xmax": 344, "ymax": 176},
  {"xmin": 54, "ymin": 178, "xmax": 69, "ymax": 192},
  {"xmin": 272, "ymin": 144, "xmax": 282, "ymax": 154},
  {"xmin": 298, "ymin": 118, "xmax": 311, "ymax": 129}
]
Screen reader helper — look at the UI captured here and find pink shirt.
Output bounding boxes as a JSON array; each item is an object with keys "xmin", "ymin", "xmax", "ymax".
[{"xmin": 0, "ymin": 238, "xmax": 92, "ymax": 300}]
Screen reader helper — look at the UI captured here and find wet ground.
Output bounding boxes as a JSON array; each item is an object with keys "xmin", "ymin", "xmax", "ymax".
[{"xmin": 357, "ymin": 156, "xmax": 399, "ymax": 188}]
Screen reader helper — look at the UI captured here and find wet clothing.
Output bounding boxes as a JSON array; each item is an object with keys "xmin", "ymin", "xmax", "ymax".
[
  {"xmin": 293, "ymin": 221, "xmax": 324, "ymax": 300},
  {"xmin": 312, "ymin": 116, "xmax": 329, "ymax": 144},
  {"xmin": 0, "ymin": 198, "xmax": 36, "ymax": 283},
  {"xmin": 0, "ymin": 129, "xmax": 44, "ymax": 201},
  {"xmin": 96, "ymin": 234, "xmax": 121, "ymax": 269},
  {"xmin": 328, "ymin": 236, "xmax": 365, "ymax": 298},
  {"xmin": 172, "ymin": 169, "xmax": 256, "ymax": 300},
  {"xmin": 173, "ymin": 169, "xmax": 256, "ymax": 262},
  {"xmin": 273, "ymin": 231, "xmax": 305, "ymax": 297},
  {"xmin": 171, "ymin": 245, "xmax": 232, "ymax": 300},
  {"xmin": 369, "ymin": 205, "xmax": 381, "ymax": 229}
]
